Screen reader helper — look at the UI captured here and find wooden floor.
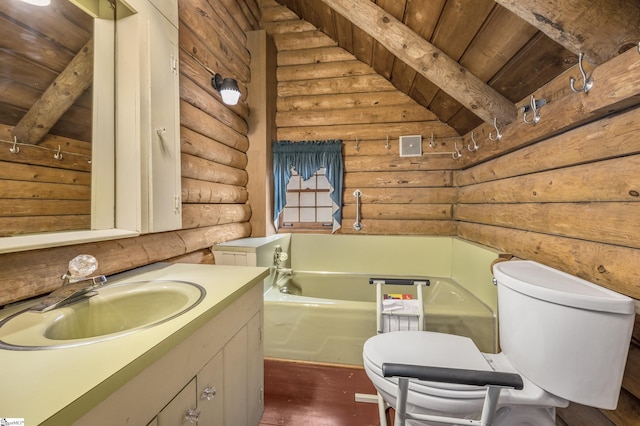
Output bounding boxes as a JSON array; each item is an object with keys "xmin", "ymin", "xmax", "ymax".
[
  {"xmin": 260, "ymin": 358, "xmax": 382, "ymax": 426},
  {"xmin": 259, "ymin": 359, "xmax": 616, "ymax": 426}
]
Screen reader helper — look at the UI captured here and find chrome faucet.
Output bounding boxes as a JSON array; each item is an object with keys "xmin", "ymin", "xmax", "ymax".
[
  {"xmin": 29, "ymin": 254, "xmax": 107, "ymax": 312},
  {"xmin": 273, "ymin": 246, "xmax": 293, "ymax": 280}
]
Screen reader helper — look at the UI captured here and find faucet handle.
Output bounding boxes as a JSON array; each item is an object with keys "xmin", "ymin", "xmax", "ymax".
[
  {"xmin": 63, "ymin": 255, "xmax": 100, "ymax": 284},
  {"xmin": 68, "ymin": 254, "xmax": 99, "ymax": 277}
]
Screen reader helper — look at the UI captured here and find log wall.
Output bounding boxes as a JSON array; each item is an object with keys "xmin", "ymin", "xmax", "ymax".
[
  {"xmin": 456, "ymin": 71, "xmax": 640, "ymax": 425},
  {"xmin": 262, "ymin": 1, "xmax": 459, "ymax": 236},
  {"xmin": 0, "ymin": 0, "xmax": 260, "ymax": 306},
  {"xmin": 262, "ymin": 1, "xmax": 639, "ymax": 424}
]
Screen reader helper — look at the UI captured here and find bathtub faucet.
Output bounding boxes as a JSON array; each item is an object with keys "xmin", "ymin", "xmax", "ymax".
[
  {"xmin": 277, "ymin": 267, "xmax": 293, "ymax": 276},
  {"xmin": 273, "ymin": 245, "xmax": 292, "ymax": 280}
]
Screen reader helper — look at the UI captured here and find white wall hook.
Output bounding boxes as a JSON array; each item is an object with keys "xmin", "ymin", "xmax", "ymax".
[
  {"xmin": 488, "ymin": 117, "xmax": 502, "ymax": 141},
  {"xmin": 522, "ymin": 95, "xmax": 545, "ymax": 125},
  {"xmin": 452, "ymin": 142, "xmax": 462, "ymax": 159},
  {"xmin": 467, "ymin": 132, "xmax": 479, "ymax": 152},
  {"xmin": 10, "ymin": 136, "xmax": 19, "ymax": 154},
  {"xmin": 54, "ymin": 145, "xmax": 63, "ymax": 160},
  {"xmin": 569, "ymin": 53, "xmax": 593, "ymax": 93}
]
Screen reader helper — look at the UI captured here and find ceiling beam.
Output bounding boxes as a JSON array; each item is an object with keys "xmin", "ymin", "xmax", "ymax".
[
  {"xmin": 494, "ymin": 0, "xmax": 640, "ymax": 65},
  {"xmin": 318, "ymin": 0, "xmax": 517, "ymax": 127},
  {"xmin": 12, "ymin": 39, "xmax": 93, "ymax": 145}
]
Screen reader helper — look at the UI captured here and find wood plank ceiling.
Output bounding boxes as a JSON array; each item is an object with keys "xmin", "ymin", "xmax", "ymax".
[{"xmin": 274, "ymin": 0, "xmax": 640, "ymax": 136}]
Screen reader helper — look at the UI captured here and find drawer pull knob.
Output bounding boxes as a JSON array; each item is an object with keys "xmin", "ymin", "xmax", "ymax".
[
  {"xmin": 201, "ymin": 386, "xmax": 217, "ymax": 401},
  {"xmin": 185, "ymin": 408, "xmax": 200, "ymax": 423}
]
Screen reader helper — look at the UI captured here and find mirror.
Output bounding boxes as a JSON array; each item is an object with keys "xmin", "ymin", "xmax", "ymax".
[
  {"xmin": 0, "ymin": 0, "xmax": 180, "ymax": 253},
  {"xmin": 0, "ymin": 0, "xmax": 143, "ymax": 253},
  {"xmin": 0, "ymin": 0, "xmax": 98, "ymax": 238}
]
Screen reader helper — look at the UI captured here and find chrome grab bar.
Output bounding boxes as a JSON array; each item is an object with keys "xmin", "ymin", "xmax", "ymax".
[{"xmin": 353, "ymin": 189, "xmax": 363, "ymax": 231}]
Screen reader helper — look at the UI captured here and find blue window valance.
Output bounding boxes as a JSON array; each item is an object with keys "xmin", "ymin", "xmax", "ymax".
[{"xmin": 273, "ymin": 140, "xmax": 343, "ymax": 232}]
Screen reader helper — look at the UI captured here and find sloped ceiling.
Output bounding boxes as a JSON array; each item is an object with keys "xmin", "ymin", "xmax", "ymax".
[{"xmin": 274, "ymin": 0, "xmax": 640, "ymax": 136}]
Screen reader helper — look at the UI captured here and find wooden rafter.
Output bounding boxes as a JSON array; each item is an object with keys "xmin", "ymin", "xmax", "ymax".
[
  {"xmin": 317, "ymin": 0, "xmax": 517, "ymax": 127},
  {"xmin": 12, "ymin": 39, "xmax": 94, "ymax": 145},
  {"xmin": 494, "ymin": 0, "xmax": 640, "ymax": 65}
]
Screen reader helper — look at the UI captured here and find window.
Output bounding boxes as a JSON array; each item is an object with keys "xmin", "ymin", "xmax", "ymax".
[
  {"xmin": 273, "ymin": 139, "xmax": 343, "ymax": 233},
  {"xmin": 280, "ymin": 168, "xmax": 333, "ymax": 231}
]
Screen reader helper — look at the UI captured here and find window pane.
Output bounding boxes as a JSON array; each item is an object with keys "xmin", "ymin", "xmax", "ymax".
[
  {"xmin": 317, "ymin": 191, "xmax": 332, "ymax": 207},
  {"xmin": 286, "ymin": 191, "xmax": 299, "ymax": 206},
  {"xmin": 317, "ymin": 207, "xmax": 333, "ymax": 222},
  {"xmin": 317, "ymin": 174, "xmax": 330, "ymax": 190},
  {"xmin": 300, "ymin": 208, "xmax": 316, "ymax": 222},
  {"xmin": 287, "ymin": 175, "xmax": 300, "ymax": 190},
  {"xmin": 300, "ymin": 192, "xmax": 315, "ymax": 206},
  {"xmin": 283, "ymin": 207, "xmax": 299, "ymax": 222}
]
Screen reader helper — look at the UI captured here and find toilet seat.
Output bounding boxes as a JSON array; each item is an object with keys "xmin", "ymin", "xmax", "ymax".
[
  {"xmin": 363, "ymin": 331, "xmax": 567, "ymax": 408},
  {"xmin": 364, "ymin": 331, "xmax": 492, "ymax": 397}
]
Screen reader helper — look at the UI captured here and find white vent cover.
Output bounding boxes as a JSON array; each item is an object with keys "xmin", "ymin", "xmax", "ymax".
[{"xmin": 399, "ymin": 135, "xmax": 422, "ymax": 157}]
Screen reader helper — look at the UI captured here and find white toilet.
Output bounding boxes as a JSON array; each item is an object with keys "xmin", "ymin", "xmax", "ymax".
[{"xmin": 363, "ymin": 260, "xmax": 635, "ymax": 425}]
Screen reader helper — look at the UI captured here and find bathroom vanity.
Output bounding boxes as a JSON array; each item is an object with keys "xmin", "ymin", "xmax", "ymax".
[{"xmin": 0, "ymin": 263, "xmax": 269, "ymax": 425}]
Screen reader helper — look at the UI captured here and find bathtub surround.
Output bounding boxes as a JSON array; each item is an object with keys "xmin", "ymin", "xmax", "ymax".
[
  {"xmin": 264, "ymin": 273, "xmax": 494, "ymax": 365},
  {"xmin": 216, "ymin": 234, "xmax": 501, "ymax": 310},
  {"xmin": 218, "ymin": 234, "xmax": 502, "ymax": 365},
  {"xmin": 287, "ymin": 234, "xmax": 501, "ymax": 312}
]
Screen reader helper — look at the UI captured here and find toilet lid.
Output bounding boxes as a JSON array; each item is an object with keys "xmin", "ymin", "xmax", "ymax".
[{"xmin": 363, "ymin": 331, "xmax": 493, "ymax": 395}]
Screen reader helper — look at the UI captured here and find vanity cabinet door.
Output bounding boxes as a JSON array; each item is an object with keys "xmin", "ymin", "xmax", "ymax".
[
  {"xmin": 248, "ymin": 311, "xmax": 265, "ymax": 425},
  {"xmin": 197, "ymin": 350, "xmax": 224, "ymax": 425},
  {"xmin": 224, "ymin": 326, "xmax": 249, "ymax": 425},
  {"xmin": 157, "ymin": 379, "xmax": 198, "ymax": 425}
]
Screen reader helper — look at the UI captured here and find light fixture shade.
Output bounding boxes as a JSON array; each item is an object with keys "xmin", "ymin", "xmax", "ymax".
[
  {"xmin": 20, "ymin": 0, "xmax": 51, "ymax": 5},
  {"xmin": 212, "ymin": 73, "xmax": 241, "ymax": 106}
]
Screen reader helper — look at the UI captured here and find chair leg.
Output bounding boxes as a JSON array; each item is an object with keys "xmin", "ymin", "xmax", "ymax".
[
  {"xmin": 394, "ymin": 378, "xmax": 410, "ymax": 426},
  {"xmin": 377, "ymin": 392, "xmax": 388, "ymax": 426},
  {"xmin": 479, "ymin": 386, "xmax": 502, "ymax": 426}
]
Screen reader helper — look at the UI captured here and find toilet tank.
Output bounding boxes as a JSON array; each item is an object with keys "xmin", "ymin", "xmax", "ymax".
[{"xmin": 493, "ymin": 260, "xmax": 635, "ymax": 409}]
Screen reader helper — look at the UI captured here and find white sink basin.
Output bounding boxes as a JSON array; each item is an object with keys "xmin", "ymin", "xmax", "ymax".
[{"xmin": 0, "ymin": 280, "xmax": 205, "ymax": 350}]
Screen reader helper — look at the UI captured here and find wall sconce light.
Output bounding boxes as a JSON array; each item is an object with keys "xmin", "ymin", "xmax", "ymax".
[{"xmin": 211, "ymin": 73, "xmax": 241, "ymax": 106}]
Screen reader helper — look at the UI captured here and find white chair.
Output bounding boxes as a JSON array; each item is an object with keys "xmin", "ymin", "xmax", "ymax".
[{"xmin": 369, "ymin": 277, "xmax": 429, "ymax": 426}]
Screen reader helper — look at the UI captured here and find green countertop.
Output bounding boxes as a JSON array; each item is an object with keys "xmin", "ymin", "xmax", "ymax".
[{"xmin": 0, "ymin": 263, "xmax": 269, "ymax": 425}]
